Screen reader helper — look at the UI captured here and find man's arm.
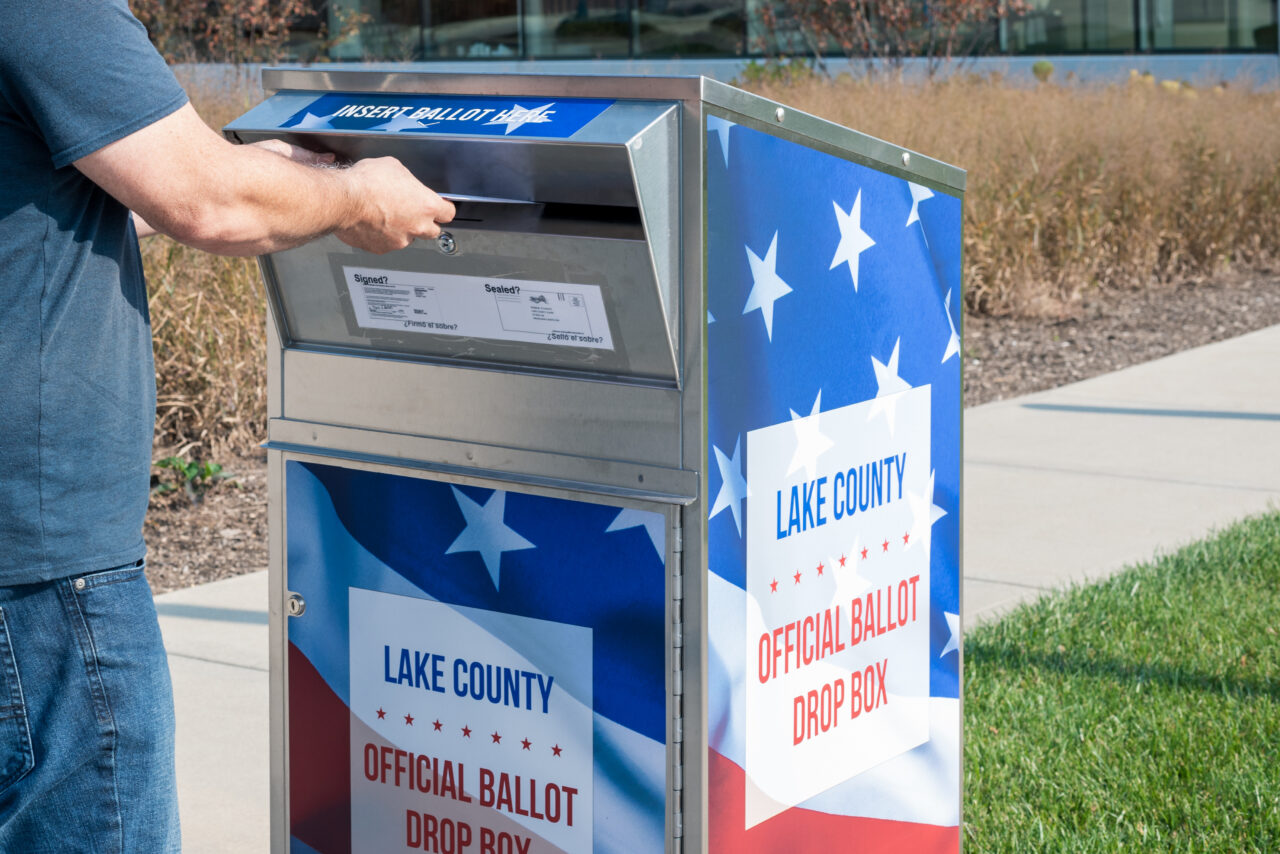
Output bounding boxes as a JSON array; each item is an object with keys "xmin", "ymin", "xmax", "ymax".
[
  {"xmin": 76, "ymin": 103, "xmax": 454, "ymax": 256},
  {"xmin": 128, "ymin": 138, "xmax": 335, "ymax": 242},
  {"xmin": 132, "ymin": 212, "xmax": 158, "ymax": 241}
]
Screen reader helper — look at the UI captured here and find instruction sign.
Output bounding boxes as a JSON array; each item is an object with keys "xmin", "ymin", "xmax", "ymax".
[{"xmin": 344, "ymin": 266, "xmax": 614, "ymax": 350}]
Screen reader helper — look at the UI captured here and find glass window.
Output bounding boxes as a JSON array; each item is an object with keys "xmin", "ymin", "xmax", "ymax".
[
  {"xmin": 635, "ymin": 0, "xmax": 746, "ymax": 56},
  {"xmin": 1087, "ymin": 0, "xmax": 1138, "ymax": 46},
  {"xmin": 317, "ymin": 0, "xmax": 1275, "ymax": 59},
  {"xmin": 743, "ymin": 0, "xmax": 781, "ymax": 54},
  {"xmin": 283, "ymin": 6, "xmax": 329, "ymax": 62},
  {"xmin": 326, "ymin": 0, "xmax": 427, "ymax": 60},
  {"xmin": 425, "ymin": 0, "xmax": 521, "ymax": 58},
  {"xmin": 1005, "ymin": 0, "xmax": 1136, "ymax": 51},
  {"xmin": 1238, "ymin": 0, "xmax": 1278, "ymax": 47},
  {"xmin": 525, "ymin": 0, "xmax": 633, "ymax": 57},
  {"xmin": 1150, "ymin": 0, "xmax": 1275, "ymax": 47},
  {"xmin": 747, "ymin": 1, "xmax": 998, "ymax": 59},
  {"xmin": 1151, "ymin": 0, "xmax": 1224, "ymax": 46}
]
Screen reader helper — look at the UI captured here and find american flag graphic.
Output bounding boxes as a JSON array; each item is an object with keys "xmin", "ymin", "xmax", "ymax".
[
  {"xmin": 704, "ymin": 115, "xmax": 962, "ymax": 852},
  {"xmin": 284, "ymin": 462, "xmax": 668, "ymax": 854}
]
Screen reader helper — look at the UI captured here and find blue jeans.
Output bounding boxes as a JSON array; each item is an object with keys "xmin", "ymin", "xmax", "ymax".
[{"xmin": 0, "ymin": 561, "xmax": 180, "ymax": 853}]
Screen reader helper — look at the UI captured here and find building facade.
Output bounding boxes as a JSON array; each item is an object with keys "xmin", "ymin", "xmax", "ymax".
[{"xmin": 310, "ymin": 0, "xmax": 1276, "ymax": 63}]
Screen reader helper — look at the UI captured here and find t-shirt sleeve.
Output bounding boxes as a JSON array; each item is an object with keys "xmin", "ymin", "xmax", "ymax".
[{"xmin": 0, "ymin": 0, "xmax": 189, "ymax": 169}]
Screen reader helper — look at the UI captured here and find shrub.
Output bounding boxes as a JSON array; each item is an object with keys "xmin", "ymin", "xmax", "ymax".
[{"xmin": 130, "ymin": 0, "xmax": 313, "ymax": 64}]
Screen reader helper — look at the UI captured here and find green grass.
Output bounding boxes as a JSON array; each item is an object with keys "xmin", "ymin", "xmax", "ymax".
[{"xmin": 964, "ymin": 511, "xmax": 1280, "ymax": 852}]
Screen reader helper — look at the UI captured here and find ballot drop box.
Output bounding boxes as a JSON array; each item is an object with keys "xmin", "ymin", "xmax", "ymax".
[{"xmin": 228, "ymin": 69, "xmax": 965, "ymax": 854}]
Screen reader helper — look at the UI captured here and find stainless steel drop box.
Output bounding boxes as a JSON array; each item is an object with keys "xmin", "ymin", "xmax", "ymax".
[{"xmin": 230, "ymin": 69, "xmax": 965, "ymax": 854}]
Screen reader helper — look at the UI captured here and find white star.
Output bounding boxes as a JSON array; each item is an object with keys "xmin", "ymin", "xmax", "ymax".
[
  {"xmin": 829, "ymin": 191, "xmax": 876, "ymax": 293},
  {"xmin": 743, "ymin": 232, "xmax": 792, "ymax": 341},
  {"xmin": 940, "ymin": 611, "xmax": 961, "ymax": 658},
  {"xmin": 445, "ymin": 487, "xmax": 535, "ymax": 591},
  {"xmin": 292, "ymin": 111, "xmax": 332, "ymax": 130},
  {"xmin": 371, "ymin": 112, "xmax": 434, "ymax": 133},
  {"xmin": 787, "ymin": 390, "xmax": 835, "ymax": 481},
  {"xmin": 829, "ymin": 538, "xmax": 872, "ymax": 611},
  {"xmin": 941, "ymin": 289, "xmax": 960, "ymax": 364},
  {"xmin": 485, "ymin": 103, "xmax": 556, "ymax": 135},
  {"xmin": 905, "ymin": 469, "xmax": 948, "ymax": 553},
  {"xmin": 606, "ymin": 508, "xmax": 664, "ymax": 558},
  {"xmin": 709, "ymin": 436, "xmax": 749, "ymax": 536},
  {"xmin": 706, "ymin": 114, "xmax": 734, "ymax": 168},
  {"xmin": 906, "ymin": 182, "xmax": 935, "ymax": 227},
  {"xmin": 868, "ymin": 338, "xmax": 912, "ymax": 434}
]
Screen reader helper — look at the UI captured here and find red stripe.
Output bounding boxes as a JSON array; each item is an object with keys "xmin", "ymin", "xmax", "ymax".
[
  {"xmin": 289, "ymin": 643, "xmax": 352, "ymax": 854},
  {"xmin": 709, "ymin": 749, "xmax": 958, "ymax": 853}
]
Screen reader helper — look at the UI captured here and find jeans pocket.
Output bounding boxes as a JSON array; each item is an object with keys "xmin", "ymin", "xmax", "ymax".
[
  {"xmin": 0, "ymin": 607, "xmax": 34, "ymax": 793},
  {"xmin": 73, "ymin": 560, "xmax": 146, "ymax": 592},
  {"xmin": 72, "ymin": 558, "xmax": 175, "ymax": 742}
]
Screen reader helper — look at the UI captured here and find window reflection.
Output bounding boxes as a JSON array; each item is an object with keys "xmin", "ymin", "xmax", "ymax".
[
  {"xmin": 525, "ymin": 0, "xmax": 633, "ymax": 57},
  {"xmin": 317, "ymin": 0, "xmax": 1276, "ymax": 60},
  {"xmin": 636, "ymin": 0, "xmax": 746, "ymax": 56},
  {"xmin": 426, "ymin": 0, "xmax": 521, "ymax": 58},
  {"xmin": 328, "ymin": 0, "xmax": 426, "ymax": 60},
  {"xmin": 1006, "ymin": 0, "xmax": 1136, "ymax": 52},
  {"xmin": 1007, "ymin": 0, "xmax": 1277, "ymax": 51},
  {"xmin": 1151, "ymin": 0, "xmax": 1275, "ymax": 47}
]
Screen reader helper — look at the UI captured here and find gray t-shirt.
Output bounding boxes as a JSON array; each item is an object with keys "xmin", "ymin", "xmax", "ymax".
[{"xmin": 0, "ymin": 1, "xmax": 188, "ymax": 584}]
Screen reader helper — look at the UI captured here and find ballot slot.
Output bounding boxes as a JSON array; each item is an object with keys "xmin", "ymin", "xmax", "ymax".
[
  {"xmin": 441, "ymin": 197, "xmax": 646, "ymax": 241},
  {"xmin": 230, "ymin": 99, "xmax": 679, "ymax": 385}
]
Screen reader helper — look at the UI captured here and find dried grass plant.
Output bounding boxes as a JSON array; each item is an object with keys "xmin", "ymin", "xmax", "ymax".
[{"xmin": 745, "ymin": 75, "xmax": 1280, "ymax": 316}]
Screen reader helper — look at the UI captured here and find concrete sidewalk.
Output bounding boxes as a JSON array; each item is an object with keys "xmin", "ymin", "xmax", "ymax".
[
  {"xmin": 157, "ymin": 571, "xmax": 269, "ymax": 854},
  {"xmin": 157, "ymin": 323, "xmax": 1280, "ymax": 852},
  {"xmin": 963, "ymin": 323, "xmax": 1280, "ymax": 621}
]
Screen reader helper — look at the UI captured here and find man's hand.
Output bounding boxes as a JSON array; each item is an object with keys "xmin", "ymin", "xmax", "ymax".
[
  {"xmin": 74, "ymin": 103, "xmax": 455, "ymax": 257},
  {"xmin": 239, "ymin": 141, "xmax": 456, "ymax": 253},
  {"xmin": 335, "ymin": 157, "xmax": 455, "ymax": 254}
]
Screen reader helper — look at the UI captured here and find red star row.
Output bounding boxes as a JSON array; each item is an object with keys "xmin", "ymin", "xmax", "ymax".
[
  {"xmin": 374, "ymin": 708, "xmax": 563, "ymax": 756},
  {"xmin": 768, "ymin": 531, "xmax": 911, "ymax": 594}
]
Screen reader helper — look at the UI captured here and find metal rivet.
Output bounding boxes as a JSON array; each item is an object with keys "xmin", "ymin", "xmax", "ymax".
[
  {"xmin": 74, "ymin": 578, "xmax": 86, "ymax": 591},
  {"xmin": 901, "ymin": 152, "xmax": 911, "ymax": 167},
  {"xmin": 436, "ymin": 231, "xmax": 457, "ymax": 255},
  {"xmin": 287, "ymin": 593, "xmax": 306, "ymax": 617},
  {"xmin": 775, "ymin": 107, "xmax": 785, "ymax": 122}
]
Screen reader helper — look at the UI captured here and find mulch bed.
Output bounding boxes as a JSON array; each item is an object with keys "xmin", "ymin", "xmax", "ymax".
[
  {"xmin": 964, "ymin": 273, "xmax": 1280, "ymax": 405},
  {"xmin": 144, "ymin": 273, "xmax": 1280, "ymax": 594},
  {"xmin": 144, "ymin": 450, "xmax": 269, "ymax": 594}
]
